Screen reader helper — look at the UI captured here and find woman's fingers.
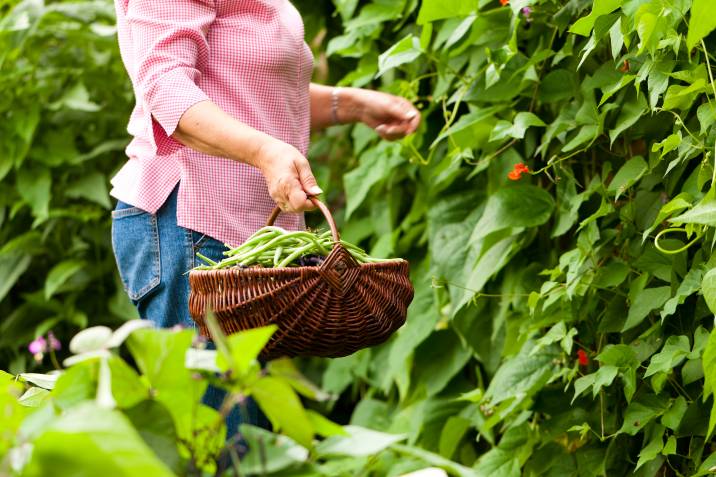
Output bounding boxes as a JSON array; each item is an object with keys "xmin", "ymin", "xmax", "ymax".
[{"xmin": 257, "ymin": 139, "xmax": 320, "ymax": 213}]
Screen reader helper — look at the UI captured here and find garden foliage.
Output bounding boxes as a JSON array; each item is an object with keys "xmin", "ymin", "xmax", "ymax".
[
  {"xmin": 5, "ymin": 0, "xmax": 716, "ymax": 475},
  {"xmin": 307, "ymin": 0, "xmax": 716, "ymax": 475},
  {"xmin": 0, "ymin": 0, "xmax": 136, "ymax": 373}
]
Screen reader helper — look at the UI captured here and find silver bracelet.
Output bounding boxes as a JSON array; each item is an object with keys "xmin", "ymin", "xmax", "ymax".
[{"xmin": 331, "ymin": 87, "xmax": 342, "ymax": 125}]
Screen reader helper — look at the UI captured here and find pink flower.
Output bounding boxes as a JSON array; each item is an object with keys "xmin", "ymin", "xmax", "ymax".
[
  {"xmin": 28, "ymin": 336, "xmax": 47, "ymax": 355},
  {"xmin": 521, "ymin": 6, "xmax": 532, "ymax": 17},
  {"xmin": 28, "ymin": 333, "xmax": 61, "ymax": 362},
  {"xmin": 48, "ymin": 332, "xmax": 61, "ymax": 351}
]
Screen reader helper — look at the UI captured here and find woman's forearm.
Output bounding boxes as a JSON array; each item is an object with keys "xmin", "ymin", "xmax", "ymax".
[
  {"xmin": 172, "ymin": 100, "xmax": 271, "ymax": 168},
  {"xmin": 171, "ymin": 100, "xmax": 322, "ymax": 212},
  {"xmin": 310, "ymin": 83, "xmax": 362, "ymax": 130},
  {"xmin": 310, "ymin": 83, "xmax": 420, "ymax": 139}
]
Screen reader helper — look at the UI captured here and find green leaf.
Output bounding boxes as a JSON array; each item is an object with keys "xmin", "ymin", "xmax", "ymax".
[
  {"xmin": 489, "ymin": 112, "xmax": 546, "ymax": 142},
  {"xmin": 417, "ymin": 0, "xmax": 477, "ymax": 24},
  {"xmin": 23, "ymin": 402, "xmax": 175, "ymax": 477},
  {"xmin": 661, "ymin": 396, "xmax": 688, "ymax": 431},
  {"xmin": 703, "ymin": 330, "xmax": 716, "ymax": 436},
  {"xmin": 50, "ymin": 82, "xmax": 101, "ymax": 112},
  {"xmin": 18, "ymin": 387, "xmax": 50, "ymax": 407},
  {"xmin": 608, "ymin": 94, "xmax": 648, "ymax": 147},
  {"xmin": 607, "ymin": 156, "xmax": 647, "ymax": 199},
  {"xmin": 377, "ymin": 35, "xmax": 422, "ymax": 77},
  {"xmin": 570, "ymin": 0, "xmax": 623, "ymax": 36},
  {"xmin": 65, "ymin": 172, "xmax": 111, "ymax": 209},
  {"xmin": 438, "ymin": 416, "xmax": 471, "ymax": 460},
  {"xmin": 45, "ymin": 259, "xmax": 86, "ymax": 300},
  {"xmin": 413, "ymin": 330, "xmax": 471, "ymax": 397},
  {"xmin": 662, "ymin": 80, "xmax": 707, "ymax": 111},
  {"xmin": 670, "ymin": 199, "xmax": 716, "ymax": 226},
  {"xmin": 239, "ymin": 424, "xmax": 310, "ymax": 475},
  {"xmin": 344, "ymin": 143, "xmax": 403, "ymax": 219},
  {"xmin": 124, "ymin": 400, "xmax": 182, "ymax": 474},
  {"xmin": 474, "ymin": 448, "xmax": 520, "ymax": 477},
  {"xmin": 315, "ymin": 425, "xmax": 406, "ymax": 457},
  {"xmin": 306, "ymin": 410, "xmax": 348, "ymax": 437},
  {"xmin": 251, "ymin": 376, "xmax": 314, "ymax": 448},
  {"xmin": 563, "ymin": 125, "xmax": 599, "ymax": 152},
  {"xmin": 644, "ymin": 336, "xmax": 691, "ymax": 377},
  {"xmin": 597, "ymin": 344, "xmax": 639, "ymax": 368},
  {"xmin": 618, "ymin": 394, "xmax": 670, "ymax": 435},
  {"xmin": 702, "ymin": 268, "xmax": 716, "ymax": 316},
  {"xmin": 0, "ymin": 252, "xmax": 32, "ymax": 302},
  {"xmin": 485, "ymin": 343, "xmax": 559, "ymax": 406},
  {"xmin": 687, "ymin": 0, "xmax": 716, "ymax": 51},
  {"xmin": 222, "ymin": 325, "xmax": 277, "ymax": 375},
  {"xmin": 635, "ymin": 425, "xmax": 664, "ymax": 471},
  {"xmin": 635, "ymin": 3, "xmax": 665, "ymax": 55},
  {"xmin": 16, "ymin": 166, "xmax": 51, "ymax": 221},
  {"xmin": 573, "ymin": 374, "xmax": 596, "ymax": 403},
  {"xmin": 591, "ymin": 365, "xmax": 619, "ymax": 398},
  {"xmin": 267, "ymin": 358, "xmax": 330, "ymax": 401},
  {"xmin": 471, "ymin": 185, "xmax": 555, "ymax": 242},
  {"xmin": 622, "ymin": 287, "xmax": 671, "ymax": 331}
]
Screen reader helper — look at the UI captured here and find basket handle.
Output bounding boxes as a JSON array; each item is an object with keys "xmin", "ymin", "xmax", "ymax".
[{"xmin": 266, "ymin": 197, "xmax": 340, "ymax": 242}]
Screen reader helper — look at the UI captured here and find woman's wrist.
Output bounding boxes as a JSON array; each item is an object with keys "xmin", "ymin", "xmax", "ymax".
[{"xmin": 333, "ymin": 87, "xmax": 364, "ymax": 125}]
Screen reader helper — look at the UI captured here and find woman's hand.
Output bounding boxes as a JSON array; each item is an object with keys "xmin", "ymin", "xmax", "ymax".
[
  {"xmin": 173, "ymin": 101, "xmax": 321, "ymax": 213},
  {"xmin": 254, "ymin": 139, "xmax": 322, "ymax": 213},
  {"xmin": 343, "ymin": 88, "xmax": 421, "ymax": 140}
]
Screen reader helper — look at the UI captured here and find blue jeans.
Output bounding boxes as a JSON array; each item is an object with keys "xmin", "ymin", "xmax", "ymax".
[{"xmin": 111, "ymin": 186, "xmax": 261, "ymax": 440}]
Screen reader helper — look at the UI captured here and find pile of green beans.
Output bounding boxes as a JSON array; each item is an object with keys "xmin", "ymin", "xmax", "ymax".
[{"xmin": 194, "ymin": 226, "xmax": 396, "ymax": 270}]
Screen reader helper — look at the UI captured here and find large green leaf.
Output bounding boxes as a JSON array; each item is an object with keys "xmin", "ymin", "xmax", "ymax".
[
  {"xmin": 315, "ymin": 425, "xmax": 406, "ymax": 457},
  {"xmin": 622, "ymin": 287, "xmax": 671, "ymax": 331},
  {"xmin": 251, "ymin": 376, "xmax": 314, "ymax": 448},
  {"xmin": 687, "ymin": 0, "xmax": 716, "ymax": 50},
  {"xmin": 344, "ymin": 143, "xmax": 404, "ymax": 219},
  {"xmin": 377, "ymin": 35, "xmax": 422, "ymax": 77},
  {"xmin": 485, "ymin": 342, "xmax": 560, "ymax": 406},
  {"xmin": 474, "ymin": 448, "xmax": 520, "ymax": 477},
  {"xmin": 0, "ymin": 252, "xmax": 31, "ymax": 302},
  {"xmin": 570, "ymin": 0, "xmax": 623, "ymax": 36},
  {"xmin": 618, "ymin": 394, "xmax": 670, "ymax": 435},
  {"xmin": 703, "ymin": 330, "xmax": 716, "ymax": 437},
  {"xmin": 417, "ymin": 0, "xmax": 477, "ymax": 24},
  {"xmin": 239, "ymin": 424, "xmax": 310, "ymax": 475},
  {"xmin": 65, "ymin": 172, "xmax": 111, "ymax": 209},
  {"xmin": 23, "ymin": 402, "xmax": 175, "ymax": 477},
  {"xmin": 703, "ymin": 267, "xmax": 716, "ymax": 315},
  {"xmin": 489, "ymin": 112, "xmax": 546, "ymax": 142},
  {"xmin": 470, "ymin": 185, "xmax": 555, "ymax": 242},
  {"xmin": 45, "ymin": 259, "xmax": 86, "ymax": 300},
  {"xmin": 16, "ymin": 166, "xmax": 51, "ymax": 221}
]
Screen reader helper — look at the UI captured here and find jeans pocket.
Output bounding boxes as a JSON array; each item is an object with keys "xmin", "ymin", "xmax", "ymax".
[
  {"xmin": 191, "ymin": 231, "xmax": 228, "ymax": 268},
  {"xmin": 111, "ymin": 205, "xmax": 161, "ymax": 301}
]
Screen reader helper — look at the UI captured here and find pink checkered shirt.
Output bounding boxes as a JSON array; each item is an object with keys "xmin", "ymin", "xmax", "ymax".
[{"xmin": 111, "ymin": 0, "xmax": 311, "ymax": 246}]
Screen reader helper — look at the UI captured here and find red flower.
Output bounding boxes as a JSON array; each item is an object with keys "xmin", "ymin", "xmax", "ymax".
[
  {"xmin": 500, "ymin": 0, "xmax": 509, "ymax": 5},
  {"xmin": 507, "ymin": 162, "xmax": 530, "ymax": 181},
  {"xmin": 577, "ymin": 349, "xmax": 589, "ymax": 366}
]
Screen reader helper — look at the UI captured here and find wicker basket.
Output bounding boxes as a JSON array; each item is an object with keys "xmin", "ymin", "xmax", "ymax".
[{"xmin": 188, "ymin": 198, "xmax": 414, "ymax": 359}]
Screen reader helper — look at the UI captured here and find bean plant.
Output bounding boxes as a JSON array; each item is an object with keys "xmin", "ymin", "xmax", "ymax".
[{"xmin": 304, "ymin": 0, "xmax": 716, "ymax": 475}]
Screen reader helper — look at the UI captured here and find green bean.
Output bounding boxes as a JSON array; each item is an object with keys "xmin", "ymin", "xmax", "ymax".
[
  {"xmin": 223, "ymin": 227, "xmax": 285, "ymax": 256},
  {"xmin": 196, "ymin": 252, "xmax": 217, "ymax": 266},
  {"xmin": 193, "ymin": 226, "xmax": 400, "ymax": 270},
  {"xmin": 277, "ymin": 242, "xmax": 316, "ymax": 268},
  {"xmin": 273, "ymin": 246, "xmax": 283, "ymax": 267}
]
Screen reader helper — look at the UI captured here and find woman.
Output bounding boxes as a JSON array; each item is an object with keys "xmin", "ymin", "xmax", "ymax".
[{"xmin": 110, "ymin": 0, "xmax": 419, "ymax": 439}]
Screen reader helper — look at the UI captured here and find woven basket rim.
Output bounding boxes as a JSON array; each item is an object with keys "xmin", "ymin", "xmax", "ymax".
[{"xmin": 189, "ymin": 257, "xmax": 408, "ymax": 277}]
